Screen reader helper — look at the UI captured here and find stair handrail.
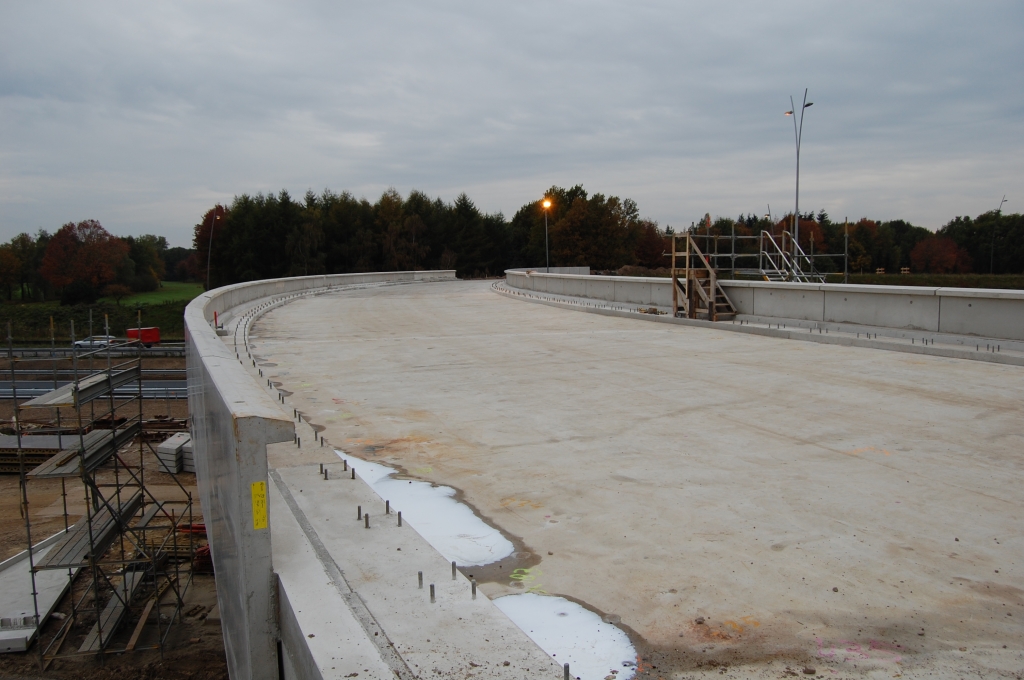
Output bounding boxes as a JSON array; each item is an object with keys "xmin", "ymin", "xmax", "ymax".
[
  {"xmin": 759, "ymin": 230, "xmax": 792, "ymax": 280},
  {"xmin": 789, "ymin": 237, "xmax": 827, "ymax": 283}
]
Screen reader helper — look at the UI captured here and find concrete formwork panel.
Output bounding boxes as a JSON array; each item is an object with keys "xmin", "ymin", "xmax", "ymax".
[
  {"xmin": 823, "ymin": 286, "xmax": 940, "ymax": 331},
  {"xmin": 613, "ymin": 279, "xmax": 652, "ymax": 304},
  {"xmin": 751, "ymin": 284, "xmax": 824, "ymax": 320},
  {"xmin": 650, "ymin": 280, "xmax": 673, "ymax": 307},
  {"xmin": 563, "ymin": 276, "xmax": 589, "ymax": 297},
  {"xmin": 585, "ymin": 278, "xmax": 615, "ymax": 301},
  {"xmin": 938, "ymin": 288, "xmax": 1024, "ymax": 340},
  {"xmin": 506, "ymin": 271, "xmax": 532, "ymax": 291},
  {"xmin": 719, "ymin": 283, "xmax": 754, "ymax": 314}
]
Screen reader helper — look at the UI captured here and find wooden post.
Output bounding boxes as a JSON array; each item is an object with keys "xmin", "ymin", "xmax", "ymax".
[
  {"xmin": 685, "ymin": 235, "xmax": 695, "ymax": 319},
  {"xmin": 709, "ymin": 265, "xmax": 717, "ymax": 322},
  {"xmin": 671, "ymin": 235, "xmax": 677, "ymax": 317}
]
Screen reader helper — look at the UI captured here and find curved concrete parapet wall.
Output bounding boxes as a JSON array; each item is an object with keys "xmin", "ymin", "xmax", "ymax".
[
  {"xmin": 184, "ymin": 271, "xmax": 455, "ymax": 680},
  {"xmin": 504, "ymin": 270, "xmax": 1024, "ymax": 340},
  {"xmin": 505, "ymin": 266, "xmax": 591, "ymax": 276}
]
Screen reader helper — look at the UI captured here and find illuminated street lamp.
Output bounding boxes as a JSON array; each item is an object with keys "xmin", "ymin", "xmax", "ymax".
[
  {"xmin": 542, "ymin": 199, "xmax": 552, "ymax": 273},
  {"xmin": 785, "ymin": 89, "xmax": 813, "ymax": 276}
]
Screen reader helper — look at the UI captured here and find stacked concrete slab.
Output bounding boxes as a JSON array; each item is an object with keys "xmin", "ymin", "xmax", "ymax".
[
  {"xmin": 156, "ymin": 432, "xmax": 190, "ymax": 474},
  {"xmin": 182, "ymin": 439, "xmax": 194, "ymax": 473}
]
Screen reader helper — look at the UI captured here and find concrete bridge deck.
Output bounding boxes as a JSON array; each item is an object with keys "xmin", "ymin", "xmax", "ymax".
[{"xmin": 247, "ymin": 279, "xmax": 1022, "ymax": 679}]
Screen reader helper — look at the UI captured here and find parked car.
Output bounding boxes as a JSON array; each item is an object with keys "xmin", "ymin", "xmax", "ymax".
[{"xmin": 72, "ymin": 335, "xmax": 118, "ymax": 348}]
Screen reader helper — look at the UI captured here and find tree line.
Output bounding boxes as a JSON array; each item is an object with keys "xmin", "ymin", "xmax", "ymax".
[
  {"xmin": 0, "ymin": 222, "xmax": 192, "ymax": 304},
  {"xmin": 196, "ymin": 185, "xmax": 679, "ymax": 286},
  {"xmin": 197, "ymin": 186, "xmax": 1024, "ymax": 286},
  {"xmin": 695, "ymin": 209, "xmax": 1023, "ymax": 276},
  {"xmin": 1, "ymin": 187, "xmax": 1020, "ymax": 307}
]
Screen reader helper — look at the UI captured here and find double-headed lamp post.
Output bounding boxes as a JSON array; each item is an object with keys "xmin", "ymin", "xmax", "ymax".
[
  {"xmin": 206, "ymin": 212, "xmax": 220, "ymax": 291},
  {"xmin": 785, "ymin": 89, "xmax": 813, "ymax": 276},
  {"xmin": 542, "ymin": 199, "xmax": 552, "ymax": 272}
]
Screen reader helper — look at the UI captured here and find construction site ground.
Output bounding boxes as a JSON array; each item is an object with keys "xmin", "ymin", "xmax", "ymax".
[
  {"xmin": 0, "ymin": 367, "xmax": 230, "ymax": 680},
  {"xmin": 251, "ymin": 279, "xmax": 1023, "ymax": 679}
]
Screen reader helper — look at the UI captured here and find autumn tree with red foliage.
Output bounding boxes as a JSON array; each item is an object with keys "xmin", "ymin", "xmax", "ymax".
[
  {"xmin": 40, "ymin": 220, "xmax": 129, "ymax": 302},
  {"xmin": 910, "ymin": 236, "xmax": 972, "ymax": 273}
]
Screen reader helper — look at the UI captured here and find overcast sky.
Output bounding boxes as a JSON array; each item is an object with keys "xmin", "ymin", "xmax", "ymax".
[{"xmin": 2, "ymin": 1, "xmax": 1022, "ymax": 247}]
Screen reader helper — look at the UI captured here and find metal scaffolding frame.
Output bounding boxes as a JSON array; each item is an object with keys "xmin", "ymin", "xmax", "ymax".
[
  {"xmin": 6, "ymin": 311, "xmax": 194, "ymax": 668},
  {"xmin": 681, "ymin": 218, "xmax": 850, "ymax": 284}
]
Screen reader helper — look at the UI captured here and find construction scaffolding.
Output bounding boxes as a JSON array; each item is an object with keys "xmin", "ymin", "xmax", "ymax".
[
  {"xmin": 4, "ymin": 312, "xmax": 194, "ymax": 667},
  {"xmin": 669, "ymin": 232, "xmax": 739, "ymax": 321},
  {"xmin": 679, "ymin": 216, "xmax": 851, "ymax": 284}
]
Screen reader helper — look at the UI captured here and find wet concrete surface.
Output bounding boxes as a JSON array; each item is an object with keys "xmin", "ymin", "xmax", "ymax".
[{"xmin": 252, "ymin": 280, "xmax": 1023, "ymax": 678}]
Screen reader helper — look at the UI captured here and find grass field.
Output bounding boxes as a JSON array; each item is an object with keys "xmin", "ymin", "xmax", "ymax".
[
  {"xmin": 0, "ymin": 281, "xmax": 204, "ymax": 343},
  {"xmin": 98, "ymin": 281, "xmax": 205, "ymax": 305}
]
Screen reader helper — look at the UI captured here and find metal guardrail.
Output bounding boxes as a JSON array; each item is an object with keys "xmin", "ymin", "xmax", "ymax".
[
  {"xmin": 6, "ymin": 345, "xmax": 185, "ymax": 358},
  {"xmin": 0, "ymin": 380, "xmax": 187, "ymax": 400},
  {"xmin": 8, "ymin": 369, "xmax": 185, "ymax": 377}
]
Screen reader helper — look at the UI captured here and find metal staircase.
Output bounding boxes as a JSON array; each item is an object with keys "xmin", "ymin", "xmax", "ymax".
[
  {"xmin": 758, "ymin": 230, "xmax": 826, "ymax": 283},
  {"xmin": 670, "ymin": 234, "xmax": 738, "ymax": 321}
]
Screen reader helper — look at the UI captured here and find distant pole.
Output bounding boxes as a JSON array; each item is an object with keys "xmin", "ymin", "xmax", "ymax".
[
  {"xmin": 730, "ymin": 220, "xmax": 735, "ymax": 279},
  {"xmin": 785, "ymin": 89, "xmax": 813, "ymax": 276},
  {"xmin": 206, "ymin": 211, "xmax": 219, "ymax": 291},
  {"xmin": 992, "ymin": 196, "xmax": 1007, "ymax": 274},
  {"xmin": 542, "ymin": 199, "xmax": 552, "ymax": 273},
  {"xmin": 843, "ymin": 217, "xmax": 849, "ymax": 284}
]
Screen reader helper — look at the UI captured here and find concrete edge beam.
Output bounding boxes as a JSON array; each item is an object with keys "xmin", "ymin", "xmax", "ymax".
[
  {"xmin": 492, "ymin": 283, "xmax": 1024, "ymax": 367},
  {"xmin": 185, "ymin": 271, "xmax": 457, "ymax": 680}
]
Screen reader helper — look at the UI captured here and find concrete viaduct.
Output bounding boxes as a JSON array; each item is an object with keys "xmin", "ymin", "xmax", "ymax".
[{"xmin": 186, "ymin": 270, "xmax": 1024, "ymax": 679}]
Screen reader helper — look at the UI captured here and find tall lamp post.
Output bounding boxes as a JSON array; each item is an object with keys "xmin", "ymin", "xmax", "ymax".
[
  {"xmin": 992, "ymin": 195, "xmax": 1008, "ymax": 273},
  {"xmin": 542, "ymin": 199, "xmax": 552, "ymax": 273},
  {"xmin": 785, "ymin": 89, "xmax": 813, "ymax": 276},
  {"xmin": 206, "ymin": 211, "xmax": 220, "ymax": 291}
]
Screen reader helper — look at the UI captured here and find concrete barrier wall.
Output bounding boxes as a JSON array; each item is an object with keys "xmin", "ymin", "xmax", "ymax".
[
  {"xmin": 503, "ymin": 270, "xmax": 1024, "ymax": 340},
  {"xmin": 185, "ymin": 271, "xmax": 455, "ymax": 680},
  {"xmin": 506, "ymin": 266, "xmax": 590, "ymax": 275}
]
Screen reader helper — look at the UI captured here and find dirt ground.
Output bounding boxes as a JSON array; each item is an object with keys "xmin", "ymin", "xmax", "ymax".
[
  {"xmin": 0, "ymin": 367, "xmax": 228, "ymax": 679},
  {"xmin": 0, "ymin": 573, "xmax": 227, "ymax": 680}
]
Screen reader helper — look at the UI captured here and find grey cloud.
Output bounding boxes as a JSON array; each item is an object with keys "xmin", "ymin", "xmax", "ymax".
[{"xmin": 1, "ymin": 1, "xmax": 1022, "ymax": 246}]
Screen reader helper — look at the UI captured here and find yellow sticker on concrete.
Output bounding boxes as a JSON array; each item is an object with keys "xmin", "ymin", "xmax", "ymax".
[{"xmin": 251, "ymin": 481, "xmax": 268, "ymax": 530}]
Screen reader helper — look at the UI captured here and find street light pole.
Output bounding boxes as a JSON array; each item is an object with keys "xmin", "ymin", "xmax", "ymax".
[
  {"xmin": 992, "ymin": 196, "xmax": 1008, "ymax": 273},
  {"xmin": 542, "ymin": 199, "xmax": 552, "ymax": 273},
  {"xmin": 206, "ymin": 211, "xmax": 219, "ymax": 291},
  {"xmin": 785, "ymin": 89, "xmax": 813, "ymax": 277}
]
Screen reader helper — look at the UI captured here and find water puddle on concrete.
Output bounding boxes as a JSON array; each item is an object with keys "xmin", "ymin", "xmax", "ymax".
[
  {"xmin": 334, "ymin": 451, "xmax": 637, "ymax": 678},
  {"xmin": 494, "ymin": 593, "xmax": 637, "ymax": 680},
  {"xmin": 333, "ymin": 451, "xmax": 514, "ymax": 566}
]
